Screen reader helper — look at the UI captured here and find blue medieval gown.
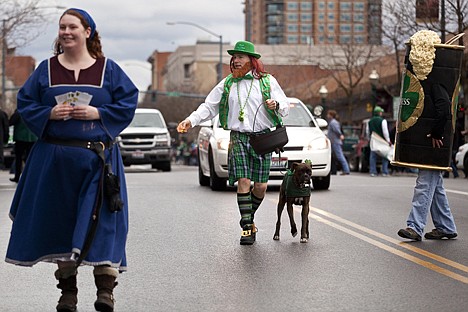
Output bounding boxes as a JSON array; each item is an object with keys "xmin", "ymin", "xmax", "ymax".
[{"xmin": 5, "ymin": 56, "xmax": 138, "ymax": 271}]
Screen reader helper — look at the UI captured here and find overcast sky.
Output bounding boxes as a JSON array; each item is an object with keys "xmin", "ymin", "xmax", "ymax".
[{"xmin": 18, "ymin": 0, "xmax": 245, "ymax": 63}]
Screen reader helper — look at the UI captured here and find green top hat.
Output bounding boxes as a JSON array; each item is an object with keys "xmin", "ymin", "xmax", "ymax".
[{"xmin": 227, "ymin": 41, "xmax": 261, "ymax": 59}]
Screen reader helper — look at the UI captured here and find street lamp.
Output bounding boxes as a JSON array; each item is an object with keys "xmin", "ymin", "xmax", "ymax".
[
  {"xmin": 315, "ymin": 85, "xmax": 328, "ymax": 117},
  {"xmin": 369, "ymin": 69, "xmax": 379, "ymax": 114},
  {"xmin": 167, "ymin": 21, "xmax": 223, "ymax": 82}
]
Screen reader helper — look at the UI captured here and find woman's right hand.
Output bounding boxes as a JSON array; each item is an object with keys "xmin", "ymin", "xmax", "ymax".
[
  {"xmin": 177, "ymin": 119, "xmax": 192, "ymax": 133},
  {"xmin": 50, "ymin": 103, "xmax": 74, "ymax": 120}
]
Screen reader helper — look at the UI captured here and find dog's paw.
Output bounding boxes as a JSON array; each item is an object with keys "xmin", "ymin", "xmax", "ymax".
[
  {"xmin": 273, "ymin": 235, "xmax": 280, "ymax": 240},
  {"xmin": 300, "ymin": 238, "xmax": 308, "ymax": 243}
]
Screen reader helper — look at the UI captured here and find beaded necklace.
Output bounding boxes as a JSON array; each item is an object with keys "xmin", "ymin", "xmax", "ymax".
[{"xmin": 236, "ymin": 79, "xmax": 254, "ymax": 122}]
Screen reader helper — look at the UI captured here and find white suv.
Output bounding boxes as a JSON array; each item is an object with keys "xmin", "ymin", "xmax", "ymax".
[
  {"xmin": 117, "ymin": 108, "xmax": 172, "ymax": 171},
  {"xmin": 197, "ymin": 97, "xmax": 331, "ymax": 191}
]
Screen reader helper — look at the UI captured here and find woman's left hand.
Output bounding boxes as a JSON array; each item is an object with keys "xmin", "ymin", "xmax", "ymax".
[
  {"xmin": 265, "ymin": 99, "xmax": 278, "ymax": 110},
  {"xmin": 70, "ymin": 105, "xmax": 100, "ymax": 120}
]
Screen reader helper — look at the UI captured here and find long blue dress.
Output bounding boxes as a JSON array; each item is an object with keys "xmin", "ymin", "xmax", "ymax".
[{"xmin": 5, "ymin": 56, "xmax": 138, "ymax": 271}]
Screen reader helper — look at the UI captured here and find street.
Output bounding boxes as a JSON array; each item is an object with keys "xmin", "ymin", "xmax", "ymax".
[{"xmin": 0, "ymin": 166, "xmax": 467, "ymax": 312}]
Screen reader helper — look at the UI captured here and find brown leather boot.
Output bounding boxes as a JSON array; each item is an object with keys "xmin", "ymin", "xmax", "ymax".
[
  {"xmin": 94, "ymin": 267, "xmax": 119, "ymax": 312},
  {"xmin": 55, "ymin": 269, "xmax": 78, "ymax": 312}
]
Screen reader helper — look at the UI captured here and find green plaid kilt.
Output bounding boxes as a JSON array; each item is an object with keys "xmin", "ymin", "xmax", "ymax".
[{"xmin": 228, "ymin": 131, "xmax": 272, "ymax": 186}]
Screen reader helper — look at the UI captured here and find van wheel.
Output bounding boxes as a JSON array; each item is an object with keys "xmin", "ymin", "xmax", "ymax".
[{"xmin": 209, "ymin": 149, "xmax": 226, "ymax": 191}]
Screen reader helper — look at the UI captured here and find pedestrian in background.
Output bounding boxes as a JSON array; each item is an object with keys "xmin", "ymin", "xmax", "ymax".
[
  {"xmin": 368, "ymin": 106, "xmax": 391, "ymax": 177},
  {"xmin": 8, "ymin": 109, "xmax": 37, "ymax": 183},
  {"xmin": 177, "ymin": 40, "xmax": 289, "ymax": 245},
  {"xmin": 326, "ymin": 110, "xmax": 350, "ymax": 175},
  {"xmin": 0, "ymin": 108, "xmax": 9, "ymax": 170},
  {"xmin": 5, "ymin": 8, "xmax": 138, "ymax": 312}
]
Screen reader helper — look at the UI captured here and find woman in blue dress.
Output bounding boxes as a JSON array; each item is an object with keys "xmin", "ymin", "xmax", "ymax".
[{"xmin": 5, "ymin": 8, "xmax": 138, "ymax": 312}]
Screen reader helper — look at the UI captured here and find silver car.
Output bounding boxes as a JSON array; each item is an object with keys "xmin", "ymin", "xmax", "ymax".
[{"xmin": 197, "ymin": 97, "xmax": 332, "ymax": 191}]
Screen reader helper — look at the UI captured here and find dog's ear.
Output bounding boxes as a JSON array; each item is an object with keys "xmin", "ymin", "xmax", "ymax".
[{"xmin": 291, "ymin": 162, "xmax": 299, "ymax": 171}]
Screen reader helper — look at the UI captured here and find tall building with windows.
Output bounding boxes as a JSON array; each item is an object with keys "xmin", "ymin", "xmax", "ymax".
[{"xmin": 244, "ymin": 0, "xmax": 382, "ymax": 45}]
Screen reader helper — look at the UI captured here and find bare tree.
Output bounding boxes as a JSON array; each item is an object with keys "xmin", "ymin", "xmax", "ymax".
[
  {"xmin": 382, "ymin": 0, "xmax": 468, "ymax": 108},
  {"xmin": 318, "ymin": 44, "xmax": 377, "ymax": 123}
]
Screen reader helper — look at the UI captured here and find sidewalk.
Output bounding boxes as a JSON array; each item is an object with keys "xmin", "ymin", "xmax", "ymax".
[{"xmin": 0, "ymin": 169, "xmax": 16, "ymax": 189}]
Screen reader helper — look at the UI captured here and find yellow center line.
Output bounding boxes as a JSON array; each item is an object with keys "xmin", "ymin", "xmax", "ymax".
[
  {"xmin": 267, "ymin": 196, "xmax": 468, "ymax": 282},
  {"xmin": 309, "ymin": 206, "xmax": 468, "ymax": 274},
  {"xmin": 306, "ymin": 212, "xmax": 468, "ymax": 284}
]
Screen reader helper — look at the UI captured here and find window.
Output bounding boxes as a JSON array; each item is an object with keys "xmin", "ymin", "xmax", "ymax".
[
  {"xmin": 340, "ymin": 24, "xmax": 351, "ymax": 32},
  {"xmin": 354, "ymin": 13, "xmax": 364, "ymax": 22},
  {"xmin": 354, "ymin": 35, "xmax": 365, "ymax": 44},
  {"xmin": 183, "ymin": 64, "xmax": 191, "ymax": 79},
  {"xmin": 318, "ymin": 24, "xmax": 325, "ymax": 32},
  {"xmin": 354, "ymin": 24, "xmax": 365, "ymax": 33},
  {"xmin": 301, "ymin": 24, "xmax": 313, "ymax": 33},
  {"xmin": 287, "ymin": 24, "xmax": 298, "ymax": 32},
  {"xmin": 340, "ymin": 2, "xmax": 352, "ymax": 11},
  {"xmin": 287, "ymin": 35, "xmax": 299, "ymax": 44},
  {"xmin": 287, "ymin": 13, "xmax": 298, "ymax": 21},
  {"xmin": 339, "ymin": 35, "xmax": 351, "ymax": 44},
  {"xmin": 340, "ymin": 13, "xmax": 351, "ymax": 22},
  {"xmin": 354, "ymin": 2, "xmax": 365, "ymax": 11},
  {"xmin": 328, "ymin": 13, "xmax": 335, "ymax": 21},
  {"xmin": 318, "ymin": 1, "xmax": 325, "ymax": 10},
  {"xmin": 327, "ymin": 35, "xmax": 336, "ymax": 44},
  {"xmin": 301, "ymin": 35, "xmax": 313, "ymax": 44},
  {"xmin": 318, "ymin": 12, "xmax": 325, "ymax": 21},
  {"xmin": 301, "ymin": 2, "xmax": 312, "ymax": 10},
  {"xmin": 328, "ymin": 1, "xmax": 335, "ymax": 10},
  {"xmin": 287, "ymin": 2, "xmax": 298, "ymax": 10},
  {"xmin": 301, "ymin": 13, "xmax": 312, "ymax": 21},
  {"xmin": 327, "ymin": 24, "xmax": 335, "ymax": 32}
]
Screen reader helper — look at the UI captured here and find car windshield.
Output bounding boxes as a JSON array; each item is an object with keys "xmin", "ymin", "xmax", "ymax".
[
  {"xmin": 283, "ymin": 101, "xmax": 315, "ymax": 127},
  {"xmin": 129, "ymin": 113, "xmax": 165, "ymax": 128}
]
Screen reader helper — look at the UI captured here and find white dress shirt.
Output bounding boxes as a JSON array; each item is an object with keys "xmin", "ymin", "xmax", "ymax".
[{"xmin": 187, "ymin": 72, "xmax": 289, "ymax": 132}]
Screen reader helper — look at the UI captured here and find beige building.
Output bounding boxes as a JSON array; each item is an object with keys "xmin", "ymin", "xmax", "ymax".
[{"xmin": 244, "ymin": 0, "xmax": 382, "ymax": 46}]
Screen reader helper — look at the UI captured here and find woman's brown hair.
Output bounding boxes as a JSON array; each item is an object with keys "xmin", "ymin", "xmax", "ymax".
[{"xmin": 53, "ymin": 9, "xmax": 104, "ymax": 58}]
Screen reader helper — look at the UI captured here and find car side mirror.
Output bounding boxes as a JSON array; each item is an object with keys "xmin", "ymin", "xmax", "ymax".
[{"xmin": 316, "ymin": 118, "xmax": 328, "ymax": 128}]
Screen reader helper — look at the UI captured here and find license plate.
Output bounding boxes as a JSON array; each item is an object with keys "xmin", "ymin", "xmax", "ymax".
[
  {"xmin": 131, "ymin": 151, "xmax": 145, "ymax": 159},
  {"xmin": 271, "ymin": 157, "xmax": 287, "ymax": 168}
]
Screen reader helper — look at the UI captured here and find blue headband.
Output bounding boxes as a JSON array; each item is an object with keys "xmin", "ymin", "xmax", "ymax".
[{"xmin": 68, "ymin": 8, "xmax": 96, "ymax": 39}]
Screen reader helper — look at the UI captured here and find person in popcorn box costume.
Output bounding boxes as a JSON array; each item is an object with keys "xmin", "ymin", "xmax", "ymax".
[
  {"xmin": 5, "ymin": 8, "xmax": 138, "ymax": 312},
  {"xmin": 395, "ymin": 30, "xmax": 462, "ymax": 242}
]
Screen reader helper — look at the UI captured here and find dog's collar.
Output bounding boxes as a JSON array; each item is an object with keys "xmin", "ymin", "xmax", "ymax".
[{"xmin": 283, "ymin": 172, "xmax": 311, "ymax": 197}]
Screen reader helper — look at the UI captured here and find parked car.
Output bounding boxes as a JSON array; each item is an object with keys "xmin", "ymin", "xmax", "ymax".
[
  {"xmin": 341, "ymin": 125, "xmax": 360, "ymax": 170},
  {"xmin": 197, "ymin": 97, "xmax": 332, "ymax": 191},
  {"xmin": 455, "ymin": 142, "xmax": 468, "ymax": 177},
  {"xmin": 116, "ymin": 108, "xmax": 172, "ymax": 171}
]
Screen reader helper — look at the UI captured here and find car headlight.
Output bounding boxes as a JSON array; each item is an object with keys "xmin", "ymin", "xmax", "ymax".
[
  {"xmin": 217, "ymin": 138, "xmax": 230, "ymax": 151},
  {"xmin": 305, "ymin": 137, "xmax": 329, "ymax": 151}
]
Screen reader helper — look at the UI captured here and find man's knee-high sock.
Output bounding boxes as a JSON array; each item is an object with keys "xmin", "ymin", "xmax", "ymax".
[
  {"xmin": 237, "ymin": 192, "xmax": 252, "ymax": 227},
  {"xmin": 251, "ymin": 192, "xmax": 264, "ymax": 221}
]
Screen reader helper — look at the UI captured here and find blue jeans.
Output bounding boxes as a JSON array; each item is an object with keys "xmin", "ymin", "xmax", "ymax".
[
  {"xmin": 331, "ymin": 143, "xmax": 349, "ymax": 173},
  {"xmin": 407, "ymin": 170, "xmax": 457, "ymax": 236},
  {"xmin": 370, "ymin": 150, "xmax": 389, "ymax": 175}
]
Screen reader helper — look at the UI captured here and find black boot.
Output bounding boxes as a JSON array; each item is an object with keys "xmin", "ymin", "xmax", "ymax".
[
  {"xmin": 55, "ymin": 270, "xmax": 78, "ymax": 312},
  {"xmin": 94, "ymin": 267, "xmax": 119, "ymax": 312},
  {"xmin": 240, "ymin": 224, "xmax": 256, "ymax": 245}
]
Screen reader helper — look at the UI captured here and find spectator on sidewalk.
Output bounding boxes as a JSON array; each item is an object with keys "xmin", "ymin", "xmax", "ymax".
[
  {"xmin": 9, "ymin": 109, "xmax": 37, "ymax": 183},
  {"xmin": 326, "ymin": 110, "xmax": 350, "ymax": 175},
  {"xmin": 0, "ymin": 108, "xmax": 9, "ymax": 170}
]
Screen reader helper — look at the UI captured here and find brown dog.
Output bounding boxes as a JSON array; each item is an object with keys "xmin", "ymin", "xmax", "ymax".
[{"xmin": 273, "ymin": 162, "xmax": 312, "ymax": 243}]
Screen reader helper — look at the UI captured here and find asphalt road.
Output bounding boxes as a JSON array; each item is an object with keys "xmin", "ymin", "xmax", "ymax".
[{"xmin": 0, "ymin": 166, "xmax": 467, "ymax": 312}]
